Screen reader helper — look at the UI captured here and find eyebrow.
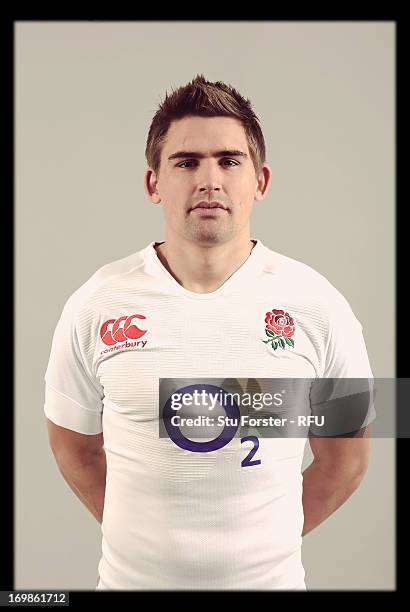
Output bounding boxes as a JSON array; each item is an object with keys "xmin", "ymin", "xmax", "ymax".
[{"xmin": 168, "ymin": 149, "xmax": 248, "ymax": 162}]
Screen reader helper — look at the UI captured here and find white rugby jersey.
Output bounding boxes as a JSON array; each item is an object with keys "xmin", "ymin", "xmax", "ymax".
[{"xmin": 43, "ymin": 239, "xmax": 375, "ymax": 591}]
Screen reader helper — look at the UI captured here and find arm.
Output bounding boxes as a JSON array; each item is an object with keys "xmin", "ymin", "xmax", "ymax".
[
  {"xmin": 301, "ymin": 425, "xmax": 371, "ymax": 537},
  {"xmin": 46, "ymin": 418, "xmax": 107, "ymax": 524}
]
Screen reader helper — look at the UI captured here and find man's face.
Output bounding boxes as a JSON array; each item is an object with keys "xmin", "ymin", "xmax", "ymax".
[{"xmin": 145, "ymin": 115, "xmax": 270, "ymax": 246}]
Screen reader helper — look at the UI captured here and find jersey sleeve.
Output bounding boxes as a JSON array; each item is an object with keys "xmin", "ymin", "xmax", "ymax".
[
  {"xmin": 309, "ymin": 291, "xmax": 376, "ymax": 436},
  {"xmin": 44, "ymin": 296, "xmax": 104, "ymax": 435}
]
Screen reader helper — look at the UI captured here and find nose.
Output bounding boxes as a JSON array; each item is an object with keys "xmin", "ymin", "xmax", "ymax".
[
  {"xmin": 198, "ymin": 184, "xmax": 221, "ymax": 197},
  {"xmin": 196, "ymin": 160, "xmax": 222, "ymax": 194}
]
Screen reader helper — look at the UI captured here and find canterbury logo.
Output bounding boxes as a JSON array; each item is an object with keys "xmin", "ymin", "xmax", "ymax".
[{"xmin": 100, "ymin": 314, "xmax": 147, "ymax": 346}]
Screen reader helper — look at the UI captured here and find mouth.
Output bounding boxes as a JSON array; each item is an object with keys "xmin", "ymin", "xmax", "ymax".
[{"xmin": 190, "ymin": 201, "xmax": 229, "ymax": 212}]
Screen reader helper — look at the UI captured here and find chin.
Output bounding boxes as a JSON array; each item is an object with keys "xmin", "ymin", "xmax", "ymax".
[
  {"xmin": 185, "ymin": 221, "xmax": 234, "ymax": 245},
  {"xmin": 186, "ymin": 229, "xmax": 219, "ymax": 243}
]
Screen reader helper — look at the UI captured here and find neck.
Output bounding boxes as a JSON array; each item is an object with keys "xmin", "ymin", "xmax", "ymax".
[{"xmin": 154, "ymin": 233, "xmax": 256, "ymax": 294}]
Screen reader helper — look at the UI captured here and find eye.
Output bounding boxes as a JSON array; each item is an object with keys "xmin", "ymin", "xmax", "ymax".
[
  {"xmin": 177, "ymin": 160, "xmax": 196, "ymax": 168},
  {"xmin": 177, "ymin": 159, "xmax": 239, "ymax": 169}
]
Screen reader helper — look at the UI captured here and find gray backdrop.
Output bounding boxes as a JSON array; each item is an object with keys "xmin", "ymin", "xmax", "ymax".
[{"xmin": 16, "ymin": 21, "xmax": 395, "ymax": 590}]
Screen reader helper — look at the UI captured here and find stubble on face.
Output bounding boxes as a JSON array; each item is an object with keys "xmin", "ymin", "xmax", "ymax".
[
  {"xmin": 183, "ymin": 207, "xmax": 236, "ymax": 245},
  {"xmin": 156, "ymin": 116, "xmax": 259, "ymax": 247}
]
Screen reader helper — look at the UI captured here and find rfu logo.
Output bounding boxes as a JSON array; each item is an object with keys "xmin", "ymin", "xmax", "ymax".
[{"xmin": 100, "ymin": 314, "xmax": 147, "ymax": 346}]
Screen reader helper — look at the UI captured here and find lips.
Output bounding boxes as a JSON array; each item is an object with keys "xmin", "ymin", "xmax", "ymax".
[{"xmin": 191, "ymin": 201, "xmax": 228, "ymax": 211}]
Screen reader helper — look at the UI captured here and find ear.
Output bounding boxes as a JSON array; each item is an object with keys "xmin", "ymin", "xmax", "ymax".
[
  {"xmin": 144, "ymin": 168, "xmax": 161, "ymax": 204},
  {"xmin": 254, "ymin": 164, "xmax": 272, "ymax": 202}
]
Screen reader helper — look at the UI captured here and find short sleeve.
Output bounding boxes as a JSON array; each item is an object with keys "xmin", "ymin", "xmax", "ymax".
[
  {"xmin": 309, "ymin": 294, "xmax": 376, "ymax": 436},
  {"xmin": 44, "ymin": 298, "xmax": 104, "ymax": 435},
  {"xmin": 320, "ymin": 294, "xmax": 373, "ymax": 379}
]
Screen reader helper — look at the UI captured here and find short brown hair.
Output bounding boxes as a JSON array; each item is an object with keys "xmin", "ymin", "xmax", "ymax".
[{"xmin": 145, "ymin": 74, "xmax": 266, "ymax": 177}]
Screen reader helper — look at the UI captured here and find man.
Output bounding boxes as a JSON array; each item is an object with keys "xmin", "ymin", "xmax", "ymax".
[{"xmin": 44, "ymin": 74, "xmax": 375, "ymax": 591}]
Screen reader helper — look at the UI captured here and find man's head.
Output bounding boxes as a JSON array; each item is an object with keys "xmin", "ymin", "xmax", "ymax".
[{"xmin": 144, "ymin": 74, "xmax": 271, "ymax": 246}]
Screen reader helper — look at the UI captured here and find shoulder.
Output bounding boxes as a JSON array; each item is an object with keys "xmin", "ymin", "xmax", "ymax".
[
  {"xmin": 59, "ymin": 249, "xmax": 146, "ymax": 321},
  {"xmin": 260, "ymin": 244, "xmax": 360, "ymax": 325}
]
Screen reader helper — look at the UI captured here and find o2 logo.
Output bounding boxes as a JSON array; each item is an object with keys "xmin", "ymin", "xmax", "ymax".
[
  {"xmin": 240, "ymin": 435, "xmax": 261, "ymax": 468},
  {"xmin": 162, "ymin": 383, "xmax": 261, "ymax": 468}
]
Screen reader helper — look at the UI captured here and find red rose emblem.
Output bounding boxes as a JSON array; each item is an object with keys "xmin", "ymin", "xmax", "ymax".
[
  {"xmin": 262, "ymin": 308, "xmax": 295, "ymax": 350},
  {"xmin": 265, "ymin": 309, "xmax": 295, "ymax": 338}
]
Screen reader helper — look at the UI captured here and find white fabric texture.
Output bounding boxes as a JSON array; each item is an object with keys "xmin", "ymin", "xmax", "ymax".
[{"xmin": 44, "ymin": 239, "xmax": 374, "ymax": 590}]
